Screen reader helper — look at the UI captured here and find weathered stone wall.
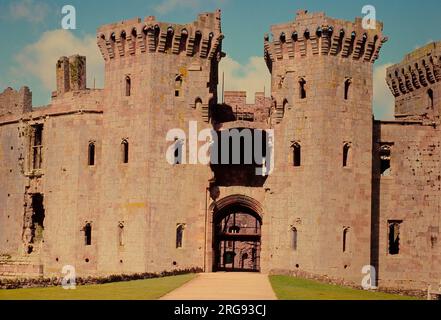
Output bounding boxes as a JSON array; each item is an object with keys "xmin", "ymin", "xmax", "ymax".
[
  {"xmin": 373, "ymin": 121, "xmax": 441, "ymax": 290},
  {"xmin": 0, "ymin": 9, "xmax": 439, "ymax": 294},
  {"xmin": 0, "ymin": 87, "xmax": 32, "ymax": 118},
  {"xmin": 261, "ymin": 9, "xmax": 386, "ymax": 284},
  {"xmin": 386, "ymin": 42, "xmax": 441, "ymax": 123}
]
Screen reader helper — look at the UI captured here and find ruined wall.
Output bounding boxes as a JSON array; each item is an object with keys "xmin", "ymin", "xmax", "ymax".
[
  {"xmin": 262, "ymin": 10, "xmax": 387, "ymax": 284},
  {"xmin": 373, "ymin": 43, "xmax": 441, "ymax": 290},
  {"xmin": 373, "ymin": 121, "xmax": 441, "ymax": 290},
  {"xmin": 0, "ymin": 87, "xmax": 32, "ymax": 118},
  {"xmin": 221, "ymin": 91, "xmax": 271, "ymax": 123}
]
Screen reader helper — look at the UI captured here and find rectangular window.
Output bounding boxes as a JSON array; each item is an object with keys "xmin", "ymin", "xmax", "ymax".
[
  {"xmin": 388, "ymin": 220, "xmax": 402, "ymax": 255},
  {"xmin": 380, "ymin": 144, "xmax": 392, "ymax": 176},
  {"xmin": 31, "ymin": 124, "xmax": 44, "ymax": 170},
  {"xmin": 84, "ymin": 223, "xmax": 92, "ymax": 246},
  {"xmin": 176, "ymin": 224, "xmax": 185, "ymax": 248}
]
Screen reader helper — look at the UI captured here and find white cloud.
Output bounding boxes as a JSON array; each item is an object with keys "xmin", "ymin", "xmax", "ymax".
[
  {"xmin": 373, "ymin": 63, "xmax": 395, "ymax": 120},
  {"xmin": 153, "ymin": 0, "xmax": 226, "ymax": 14},
  {"xmin": 218, "ymin": 56, "xmax": 271, "ymax": 103},
  {"xmin": 5, "ymin": 0, "xmax": 50, "ymax": 23},
  {"xmin": 11, "ymin": 30, "xmax": 104, "ymax": 94}
]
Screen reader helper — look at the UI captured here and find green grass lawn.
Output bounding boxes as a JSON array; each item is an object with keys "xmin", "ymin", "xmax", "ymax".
[
  {"xmin": 270, "ymin": 275, "xmax": 420, "ymax": 300},
  {"xmin": 0, "ymin": 274, "xmax": 196, "ymax": 300}
]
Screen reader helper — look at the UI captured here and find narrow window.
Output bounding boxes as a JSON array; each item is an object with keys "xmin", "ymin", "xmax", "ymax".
[
  {"xmin": 125, "ymin": 76, "xmax": 131, "ymax": 97},
  {"xmin": 343, "ymin": 143, "xmax": 351, "ymax": 167},
  {"xmin": 299, "ymin": 78, "xmax": 306, "ymax": 99},
  {"xmin": 292, "ymin": 227, "xmax": 298, "ymax": 251},
  {"xmin": 343, "ymin": 227, "xmax": 349, "ymax": 252},
  {"xmin": 344, "ymin": 79, "xmax": 352, "ymax": 100},
  {"xmin": 31, "ymin": 124, "xmax": 44, "ymax": 170},
  {"xmin": 388, "ymin": 221, "xmax": 402, "ymax": 255},
  {"xmin": 118, "ymin": 222, "xmax": 124, "ymax": 246},
  {"xmin": 380, "ymin": 145, "xmax": 392, "ymax": 176},
  {"xmin": 175, "ymin": 75, "xmax": 182, "ymax": 97},
  {"xmin": 195, "ymin": 98, "xmax": 202, "ymax": 110},
  {"xmin": 176, "ymin": 224, "xmax": 185, "ymax": 248},
  {"xmin": 121, "ymin": 140, "xmax": 129, "ymax": 164},
  {"xmin": 428, "ymin": 89, "xmax": 434, "ymax": 109},
  {"xmin": 292, "ymin": 142, "xmax": 301, "ymax": 167},
  {"xmin": 174, "ymin": 138, "xmax": 183, "ymax": 165},
  {"xmin": 88, "ymin": 142, "xmax": 95, "ymax": 166},
  {"xmin": 84, "ymin": 223, "xmax": 92, "ymax": 246}
]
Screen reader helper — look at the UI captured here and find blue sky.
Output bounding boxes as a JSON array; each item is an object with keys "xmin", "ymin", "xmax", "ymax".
[{"xmin": 0, "ymin": 0, "xmax": 440, "ymax": 119}]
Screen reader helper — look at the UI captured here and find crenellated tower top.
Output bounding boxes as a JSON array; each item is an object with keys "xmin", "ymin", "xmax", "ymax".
[
  {"xmin": 264, "ymin": 9, "xmax": 387, "ymax": 71},
  {"xmin": 386, "ymin": 42, "xmax": 441, "ymax": 98},
  {"xmin": 386, "ymin": 42, "xmax": 441, "ymax": 121},
  {"xmin": 97, "ymin": 9, "xmax": 223, "ymax": 61}
]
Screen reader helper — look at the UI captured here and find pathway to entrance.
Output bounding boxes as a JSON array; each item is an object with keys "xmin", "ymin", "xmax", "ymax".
[{"xmin": 160, "ymin": 272, "xmax": 277, "ymax": 300}]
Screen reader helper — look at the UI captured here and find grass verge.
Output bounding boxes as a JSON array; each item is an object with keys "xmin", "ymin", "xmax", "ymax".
[
  {"xmin": 0, "ymin": 274, "xmax": 196, "ymax": 300},
  {"xmin": 269, "ymin": 275, "xmax": 419, "ymax": 300}
]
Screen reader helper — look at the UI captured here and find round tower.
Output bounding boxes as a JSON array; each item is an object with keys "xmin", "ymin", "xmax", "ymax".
[{"xmin": 263, "ymin": 10, "xmax": 387, "ymax": 283}]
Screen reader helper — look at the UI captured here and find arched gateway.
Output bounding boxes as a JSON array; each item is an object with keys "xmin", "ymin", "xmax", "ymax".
[{"xmin": 210, "ymin": 195, "xmax": 263, "ymax": 272}]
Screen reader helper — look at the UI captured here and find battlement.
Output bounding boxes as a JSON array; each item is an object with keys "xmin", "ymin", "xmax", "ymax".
[
  {"xmin": 386, "ymin": 42, "xmax": 441, "ymax": 98},
  {"xmin": 264, "ymin": 9, "xmax": 387, "ymax": 68},
  {"xmin": 0, "ymin": 86, "xmax": 32, "ymax": 118},
  {"xmin": 96, "ymin": 9, "xmax": 223, "ymax": 61}
]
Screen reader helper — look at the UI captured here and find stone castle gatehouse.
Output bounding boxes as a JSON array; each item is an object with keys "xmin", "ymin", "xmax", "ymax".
[{"xmin": 0, "ymin": 9, "xmax": 440, "ymax": 293}]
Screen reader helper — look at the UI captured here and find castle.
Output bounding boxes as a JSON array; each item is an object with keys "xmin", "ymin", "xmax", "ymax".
[{"xmin": 0, "ymin": 9, "xmax": 440, "ymax": 293}]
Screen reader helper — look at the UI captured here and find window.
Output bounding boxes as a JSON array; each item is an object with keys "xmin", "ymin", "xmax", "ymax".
[
  {"xmin": 175, "ymin": 75, "xmax": 182, "ymax": 97},
  {"xmin": 125, "ymin": 76, "xmax": 131, "ymax": 97},
  {"xmin": 292, "ymin": 142, "xmax": 301, "ymax": 167},
  {"xmin": 174, "ymin": 138, "xmax": 184, "ymax": 165},
  {"xmin": 292, "ymin": 227, "xmax": 298, "ymax": 251},
  {"xmin": 118, "ymin": 222, "xmax": 124, "ymax": 246},
  {"xmin": 121, "ymin": 140, "xmax": 129, "ymax": 164},
  {"xmin": 31, "ymin": 124, "xmax": 43, "ymax": 170},
  {"xmin": 195, "ymin": 98, "xmax": 202, "ymax": 110},
  {"xmin": 88, "ymin": 142, "xmax": 95, "ymax": 166},
  {"xmin": 428, "ymin": 89, "xmax": 434, "ymax": 109},
  {"xmin": 380, "ymin": 144, "xmax": 392, "ymax": 176},
  {"xmin": 343, "ymin": 227, "xmax": 349, "ymax": 252},
  {"xmin": 299, "ymin": 78, "xmax": 306, "ymax": 99},
  {"xmin": 344, "ymin": 79, "xmax": 352, "ymax": 100},
  {"xmin": 31, "ymin": 193, "xmax": 45, "ymax": 243},
  {"xmin": 176, "ymin": 224, "xmax": 185, "ymax": 248},
  {"xmin": 84, "ymin": 223, "xmax": 92, "ymax": 246},
  {"xmin": 388, "ymin": 221, "xmax": 402, "ymax": 255},
  {"xmin": 343, "ymin": 143, "xmax": 351, "ymax": 167}
]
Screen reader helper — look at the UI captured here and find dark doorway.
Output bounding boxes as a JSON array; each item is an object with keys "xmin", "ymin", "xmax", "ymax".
[{"xmin": 213, "ymin": 203, "xmax": 262, "ymax": 272}]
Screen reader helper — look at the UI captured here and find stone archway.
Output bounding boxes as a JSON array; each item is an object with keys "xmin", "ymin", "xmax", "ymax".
[{"xmin": 210, "ymin": 195, "xmax": 263, "ymax": 272}]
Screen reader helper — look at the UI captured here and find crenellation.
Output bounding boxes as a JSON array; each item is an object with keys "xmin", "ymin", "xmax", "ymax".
[
  {"xmin": 264, "ymin": 10, "xmax": 386, "ymax": 67},
  {"xmin": 386, "ymin": 42, "xmax": 441, "ymax": 122},
  {"xmin": 0, "ymin": 87, "xmax": 32, "ymax": 118},
  {"xmin": 97, "ymin": 10, "xmax": 222, "ymax": 61},
  {"xmin": 0, "ymin": 8, "xmax": 440, "ymax": 295}
]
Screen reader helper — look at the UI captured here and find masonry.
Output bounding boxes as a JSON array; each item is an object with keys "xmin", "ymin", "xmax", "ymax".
[{"xmin": 0, "ymin": 9, "xmax": 439, "ymax": 293}]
